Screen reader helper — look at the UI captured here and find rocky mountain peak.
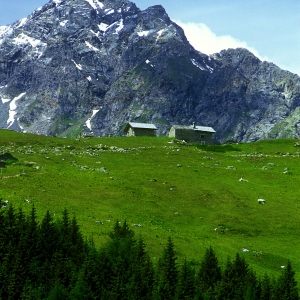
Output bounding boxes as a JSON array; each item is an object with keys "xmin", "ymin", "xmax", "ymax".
[{"xmin": 1, "ymin": 1, "xmax": 300, "ymax": 142}]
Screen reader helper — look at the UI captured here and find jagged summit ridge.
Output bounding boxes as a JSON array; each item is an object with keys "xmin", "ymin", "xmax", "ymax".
[{"xmin": 0, "ymin": 0, "xmax": 300, "ymax": 142}]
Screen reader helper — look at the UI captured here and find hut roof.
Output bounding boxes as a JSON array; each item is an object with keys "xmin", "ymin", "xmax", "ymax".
[
  {"xmin": 171, "ymin": 125, "xmax": 216, "ymax": 133},
  {"xmin": 124, "ymin": 122, "xmax": 157, "ymax": 132}
]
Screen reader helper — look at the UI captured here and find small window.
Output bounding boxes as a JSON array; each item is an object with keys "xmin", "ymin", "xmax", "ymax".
[{"xmin": 200, "ymin": 134, "xmax": 205, "ymax": 139}]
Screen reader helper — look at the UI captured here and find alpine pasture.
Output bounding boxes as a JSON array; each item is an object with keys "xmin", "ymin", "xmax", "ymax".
[{"xmin": 1, "ymin": 129, "xmax": 299, "ymax": 280}]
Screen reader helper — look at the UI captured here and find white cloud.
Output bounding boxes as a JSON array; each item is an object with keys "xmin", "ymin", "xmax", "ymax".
[{"xmin": 174, "ymin": 20, "xmax": 268, "ymax": 62}]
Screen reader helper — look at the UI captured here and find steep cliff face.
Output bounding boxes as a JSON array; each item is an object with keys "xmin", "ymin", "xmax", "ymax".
[{"xmin": 1, "ymin": 0, "xmax": 300, "ymax": 142}]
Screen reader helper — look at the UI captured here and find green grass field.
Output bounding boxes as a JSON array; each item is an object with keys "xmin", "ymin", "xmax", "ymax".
[{"xmin": 1, "ymin": 129, "xmax": 300, "ymax": 280}]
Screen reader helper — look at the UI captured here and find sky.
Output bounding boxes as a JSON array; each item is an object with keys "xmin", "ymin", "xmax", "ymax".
[{"xmin": 0, "ymin": 0, "xmax": 299, "ymax": 75}]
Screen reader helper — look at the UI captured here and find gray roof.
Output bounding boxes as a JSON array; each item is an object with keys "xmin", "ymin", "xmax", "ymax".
[
  {"xmin": 192, "ymin": 125, "xmax": 216, "ymax": 133},
  {"xmin": 127, "ymin": 122, "xmax": 157, "ymax": 130},
  {"xmin": 171, "ymin": 124, "xmax": 216, "ymax": 133}
]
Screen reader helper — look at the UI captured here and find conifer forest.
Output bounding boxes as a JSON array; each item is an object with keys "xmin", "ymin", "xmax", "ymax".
[{"xmin": 0, "ymin": 205, "xmax": 299, "ymax": 300}]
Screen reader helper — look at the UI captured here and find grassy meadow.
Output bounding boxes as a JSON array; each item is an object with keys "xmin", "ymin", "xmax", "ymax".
[{"xmin": 1, "ymin": 129, "xmax": 300, "ymax": 280}]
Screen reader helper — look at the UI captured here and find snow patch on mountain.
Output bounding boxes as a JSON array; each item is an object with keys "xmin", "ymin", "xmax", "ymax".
[
  {"xmin": 16, "ymin": 18, "xmax": 28, "ymax": 29},
  {"xmin": 85, "ymin": 41, "xmax": 99, "ymax": 51},
  {"xmin": 0, "ymin": 26, "xmax": 13, "ymax": 45},
  {"xmin": 85, "ymin": 0, "xmax": 104, "ymax": 11},
  {"xmin": 53, "ymin": 0, "xmax": 63, "ymax": 6},
  {"xmin": 156, "ymin": 29, "xmax": 164, "ymax": 41},
  {"xmin": 191, "ymin": 59, "xmax": 206, "ymax": 71},
  {"xmin": 13, "ymin": 33, "xmax": 43, "ymax": 48},
  {"xmin": 137, "ymin": 30, "xmax": 149, "ymax": 37},
  {"xmin": 105, "ymin": 9, "xmax": 115, "ymax": 15},
  {"xmin": 114, "ymin": 20, "xmax": 124, "ymax": 34},
  {"xmin": 1, "ymin": 98, "xmax": 11, "ymax": 104},
  {"xmin": 86, "ymin": 110, "xmax": 99, "ymax": 130},
  {"xmin": 7, "ymin": 93, "xmax": 26, "ymax": 129},
  {"xmin": 98, "ymin": 23, "xmax": 109, "ymax": 32},
  {"xmin": 60, "ymin": 20, "xmax": 68, "ymax": 27},
  {"xmin": 72, "ymin": 59, "xmax": 83, "ymax": 70}
]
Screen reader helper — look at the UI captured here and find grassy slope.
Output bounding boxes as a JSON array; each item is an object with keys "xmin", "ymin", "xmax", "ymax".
[{"xmin": 1, "ymin": 129, "xmax": 300, "ymax": 280}]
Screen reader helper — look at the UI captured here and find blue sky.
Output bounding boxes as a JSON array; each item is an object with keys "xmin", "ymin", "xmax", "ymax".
[{"xmin": 1, "ymin": 0, "xmax": 300, "ymax": 75}]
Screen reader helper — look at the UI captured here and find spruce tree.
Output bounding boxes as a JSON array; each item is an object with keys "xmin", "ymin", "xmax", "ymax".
[
  {"xmin": 232, "ymin": 252, "xmax": 249, "ymax": 299},
  {"xmin": 215, "ymin": 257, "xmax": 234, "ymax": 300},
  {"xmin": 6, "ymin": 248, "xmax": 26, "ymax": 300},
  {"xmin": 155, "ymin": 237, "xmax": 178, "ymax": 300},
  {"xmin": 0, "ymin": 205, "xmax": 18, "ymax": 299},
  {"xmin": 2, "ymin": 208, "xmax": 28, "ymax": 299},
  {"xmin": 20, "ymin": 279, "xmax": 42, "ymax": 300},
  {"xmin": 259, "ymin": 274, "xmax": 273, "ymax": 300},
  {"xmin": 58, "ymin": 209, "xmax": 72, "ymax": 257},
  {"xmin": 4, "ymin": 204, "xmax": 17, "ymax": 247},
  {"xmin": 276, "ymin": 260, "xmax": 299, "ymax": 300},
  {"xmin": 46, "ymin": 282, "xmax": 70, "ymax": 300},
  {"xmin": 196, "ymin": 246, "xmax": 221, "ymax": 297},
  {"xmin": 69, "ymin": 270, "xmax": 92, "ymax": 300},
  {"xmin": 106, "ymin": 220, "xmax": 136, "ymax": 299},
  {"xmin": 0, "ymin": 209, "xmax": 5, "ymax": 260},
  {"xmin": 79, "ymin": 244, "xmax": 109, "ymax": 299},
  {"xmin": 176, "ymin": 258, "xmax": 196, "ymax": 300},
  {"xmin": 84, "ymin": 247, "xmax": 100, "ymax": 297},
  {"xmin": 244, "ymin": 268, "xmax": 259, "ymax": 300},
  {"xmin": 216, "ymin": 253, "xmax": 250, "ymax": 300},
  {"xmin": 69, "ymin": 215, "xmax": 86, "ymax": 265},
  {"xmin": 26, "ymin": 205, "xmax": 39, "ymax": 258},
  {"xmin": 38, "ymin": 210, "xmax": 58, "ymax": 261},
  {"xmin": 37, "ymin": 211, "xmax": 58, "ymax": 295},
  {"xmin": 129, "ymin": 237, "xmax": 154, "ymax": 300}
]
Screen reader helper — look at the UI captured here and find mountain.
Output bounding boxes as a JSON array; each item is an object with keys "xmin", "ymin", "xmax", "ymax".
[{"xmin": 1, "ymin": 0, "xmax": 300, "ymax": 142}]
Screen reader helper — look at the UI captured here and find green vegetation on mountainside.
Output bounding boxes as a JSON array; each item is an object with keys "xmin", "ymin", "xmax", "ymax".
[{"xmin": 0, "ymin": 129, "xmax": 300, "ymax": 281}]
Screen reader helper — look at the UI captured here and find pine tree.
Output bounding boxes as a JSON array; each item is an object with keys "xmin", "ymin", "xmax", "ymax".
[
  {"xmin": 46, "ymin": 282, "xmax": 70, "ymax": 300},
  {"xmin": 128, "ymin": 237, "xmax": 154, "ymax": 300},
  {"xmin": 37, "ymin": 211, "xmax": 58, "ymax": 295},
  {"xmin": 244, "ymin": 268, "xmax": 259, "ymax": 300},
  {"xmin": 5, "ymin": 209, "xmax": 26, "ymax": 299},
  {"xmin": 26, "ymin": 205, "xmax": 39, "ymax": 257},
  {"xmin": 0, "ymin": 208, "xmax": 5, "ymax": 259},
  {"xmin": 105, "ymin": 220, "xmax": 137, "ymax": 300},
  {"xmin": 6, "ymin": 248, "xmax": 26, "ymax": 300},
  {"xmin": 14, "ymin": 208, "xmax": 32, "ymax": 292},
  {"xmin": 7, "ymin": 208, "xmax": 31, "ymax": 299},
  {"xmin": 276, "ymin": 260, "xmax": 299, "ymax": 300},
  {"xmin": 215, "ymin": 257, "xmax": 234, "ymax": 300},
  {"xmin": 0, "ymin": 205, "xmax": 18, "ymax": 299},
  {"xmin": 259, "ymin": 274, "xmax": 273, "ymax": 300},
  {"xmin": 4, "ymin": 204, "xmax": 17, "ymax": 247},
  {"xmin": 216, "ymin": 253, "xmax": 250, "ymax": 300},
  {"xmin": 59, "ymin": 209, "xmax": 71, "ymax": 256},
  {"xmin": 196, "ymin": 246, "xmax": 221, "ymax": 297},
  {"xmin": 233, "ymin": 252, "xmax": 249, "ymax": 299},
  {"xmin": 79, "ymin": 244, "xmax": 106, "ymax": 299},
  {"xmin": 69, "ymin": 270, "xmax": 92, "ymax": 300},
  {"xmin": 155, "ymin": 237, "xmax": 178, "ymax": 300},
  {"xmin": 56, "ymin": 212, "xmax": 87, "ymax": 290},
  {"xmin": 109, "ymin": 219, "xmax": 135, "ymax": 240},
  {"xmin": 38, "ymin": 210, "xmax": 58, "ymax": 261},
  {"xmin": 69, "ymin": 215, "xmax": 86, "ymax": 263},
  {"xmin": 176, "ymin": 258, "xmax": 196, "ymax": 300}
]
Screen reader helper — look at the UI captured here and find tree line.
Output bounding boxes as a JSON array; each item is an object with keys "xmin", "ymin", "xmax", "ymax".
[{"xmin": 0, "ymin": 205, "xmax": 299, "ymax": 300}]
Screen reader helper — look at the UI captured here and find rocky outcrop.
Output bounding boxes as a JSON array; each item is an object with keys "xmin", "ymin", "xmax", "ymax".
[{"xmin": 1, "ymin": 0, "xmax": 300, "ymax": 142}]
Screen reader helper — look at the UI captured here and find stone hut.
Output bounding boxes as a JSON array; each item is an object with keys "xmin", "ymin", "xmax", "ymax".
[
  {"xmin": 124, "ymin": 122, "xmax": 157, "ymax": 137},
  {"xmin": 80, "ymin": 132, "xmax": 95, "ymax": 138},
  {"xmin": 169, "ymin": 123, "xmax": 216, "ymax": 144}
]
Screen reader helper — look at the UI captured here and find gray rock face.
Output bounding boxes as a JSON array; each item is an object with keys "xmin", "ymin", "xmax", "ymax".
[{"xmin": 1, "ymin": 0, "xmax": 300, "ymax": 142}]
